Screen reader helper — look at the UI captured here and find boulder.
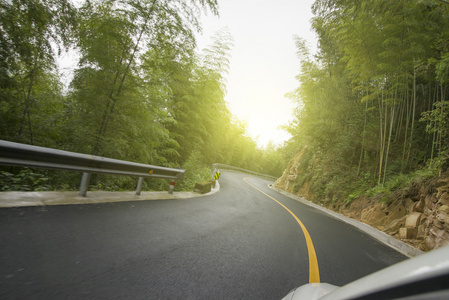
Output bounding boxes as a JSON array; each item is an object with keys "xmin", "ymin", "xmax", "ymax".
[
  {"xmin": 412, "ymin": 200, "xmax": 424, "ymax": 213},
  {"xmin": 399, "ymin": 227, "xmax": 416, "ymax": 239},
  {"xmin": 426, "ymin": 235, "xmax": 436, "ymax": 249},
  {"xmin": 425, "ymin": 195, "xmax": 436, "ymax": 210},
  {"xmin": 405, "ymin": 212, "xmax": 423, "ymax": 229},
  {"xmin": 194, "ymin": 181, "xmax": 211, "ymax": 194},
  {"xmin": 387, "ymin": 216, "xmax": 406, "ymax": 232},
  {"xmin": 417, "ymin": 225, "xmax": 426, "ymax": 240},
  {"xmin": 405, "ymin": 198, "xmax": 415, "ymax": 214}
]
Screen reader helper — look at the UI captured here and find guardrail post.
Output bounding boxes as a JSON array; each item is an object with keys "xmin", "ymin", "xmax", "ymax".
[
  {"xmin": 135, "ymin": 177, "xmax": 144, "ymax": 195},
  {"xmin": 168, "ymin": 180, "xmax": 175, "ymax": 194},
  {"xmin": 79, "ymin": 172, "xmax": 91, "ymax": 197}
]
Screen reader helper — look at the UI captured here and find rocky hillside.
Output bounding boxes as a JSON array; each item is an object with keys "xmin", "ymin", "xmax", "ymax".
[{"xmin": 275, "ymin": 151, "xmax": 449, "ymax": 252}]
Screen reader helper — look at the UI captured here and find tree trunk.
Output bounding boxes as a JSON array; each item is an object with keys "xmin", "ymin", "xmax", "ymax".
[
  {"xmin": 406, "ymin": 67, "xmax": 417, "ymax": 168},
  {"xmin": 92, "ymin": 21, "xmax": 148, "ymax": 156},
  {"xmin": 18, "ymin": 63, "xmax": 38, "ymax": 144},
  {"xmin": 378, "ymin": 90, "xmax": 386, "ymax": 185},
  {"xmin": 383, "ymin": 104, "xmax": 395, "ymax": 185},
  {"xmin": 357, "ymin": 92, "xmax": 368, "ymax": 176}
]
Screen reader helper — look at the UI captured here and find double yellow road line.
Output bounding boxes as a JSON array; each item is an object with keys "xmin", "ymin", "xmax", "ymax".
[{"xmin": 243, "ymin": 178, "xmax": 320, "ymax": 283}]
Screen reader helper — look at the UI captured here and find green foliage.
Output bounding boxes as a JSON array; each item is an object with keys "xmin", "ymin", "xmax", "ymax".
[
  {"xmin": 168, "ymin": 29, "xmax": 235, "ymax": 166},
  {"xmin": 421, "ymin": 100, "xmax": 449, "ymax": 171},
  {"xmin": 0, "ymin": 168, "xmax": 50, "ymax": 191},
  {"xmin": 284, "ymin": 0, "xmax": 449, "ymax": 205},
  {"xmin": 0, "ymin": 0, "xmax": 77, "ymax": 145},
  {"xmin": 260, "ymin": 142, "xmax": 285, "ymax": 177},
  {"xmin": 88, "ymin": 175, "xmax": 138, "ymax": 192},
  {"xmin": 176, "ymin": 151, "xmax": 212, "ymax": 191},
  {"xmin": 367, "ymin": 174, "xmax": 411, "ymax": 198},
  {"xmin": 347, "ymin": 172, "xmax": 371, "ymax": 204},
  {"xmin": 0, "ymin": 0, "xmax": 288, "ymax": 193},
  {"xmin": 364, "ymin": 163, "xmax": 438, "ymax": 203}
]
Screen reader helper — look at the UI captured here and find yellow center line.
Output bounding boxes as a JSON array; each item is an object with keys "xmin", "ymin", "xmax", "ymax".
[{"xmin": 243, "ymin": 177, "xmax": 320, "ymax": 283}]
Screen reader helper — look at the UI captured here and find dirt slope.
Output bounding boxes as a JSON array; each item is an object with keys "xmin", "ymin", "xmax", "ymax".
[{"xmin": 275, "ymin": 151, "xmax": 449, "ymax": 251}]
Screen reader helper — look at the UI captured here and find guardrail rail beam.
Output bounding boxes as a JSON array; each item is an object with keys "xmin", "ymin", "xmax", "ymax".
[{"xmin": 0, "ymin": 140, "xmax": 185, "ymax": 197}]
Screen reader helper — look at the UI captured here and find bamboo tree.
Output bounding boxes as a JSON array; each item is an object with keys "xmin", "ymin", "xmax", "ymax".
[
  {"xmin": 286, "ymin": 0, "xmax": 449, "ymax": 202},
  {"xmin": 74, "ymin": 0, "xmax": 219, "ymax": 156},
  {"xmin": 0, "ymin": 0, "xmax": 76, "ymax": 143},
  {"xmin": 357, "ymin": 90, "xmax": 368, "ymax": 176},
  {"xmin": 406, "ymin": 65, "xmax": 417, "ymax": 166}
]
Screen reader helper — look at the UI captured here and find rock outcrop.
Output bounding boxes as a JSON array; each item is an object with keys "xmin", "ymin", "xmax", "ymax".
[
  {"xmin": 275, "ymin": 148, "xmax": 311, "ymax": 198},
  {"xmin": 377, "ymin": 176, "xmax": 449, "ymax": 250}
]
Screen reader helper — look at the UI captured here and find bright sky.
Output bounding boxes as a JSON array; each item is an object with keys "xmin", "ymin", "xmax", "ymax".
[
  {"xmin": 58, "ymin": 0, "xmax": 318, "ymax": 148},
  {"xmin": 196, "ymin": 0, "xmax": 317, "ymax": 148}
]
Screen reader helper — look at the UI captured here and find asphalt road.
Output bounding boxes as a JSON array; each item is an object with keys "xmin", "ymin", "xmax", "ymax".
[{"xmin": 0, "ymin": 170, "xmax": 407, "ymax": 299}]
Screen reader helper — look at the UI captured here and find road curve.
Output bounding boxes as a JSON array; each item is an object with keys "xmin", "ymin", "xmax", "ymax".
[{"xmin": 0, "ymin": 170, "xmax": 407, "ymax": 299}]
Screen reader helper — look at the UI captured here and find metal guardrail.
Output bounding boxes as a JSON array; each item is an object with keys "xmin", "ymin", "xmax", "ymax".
[
  {"xmin": 212, "ymin": 163, "xmax": 278, "ymax": 180},
  {"xmin": 0, "ymin": 140, "xmax": 185, "ymax": 196}
]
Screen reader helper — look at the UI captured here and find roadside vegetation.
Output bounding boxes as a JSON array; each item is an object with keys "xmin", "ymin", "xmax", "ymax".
[
  {"xmin": 281, "ymin": 0, "xmax": 449, "ymax": 205},
  {"xmin": 3, "ymin": 0, "xmax": 447, "ymax": 197},
  {"xmin": 0, "ymin": 0, "xmax": 283, "ymax": 192}
]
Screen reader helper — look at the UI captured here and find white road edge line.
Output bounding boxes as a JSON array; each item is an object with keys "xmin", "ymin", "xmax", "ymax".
[{"xmin": 268, "ymin": 184, "xmax": 423, "ymax": 258}]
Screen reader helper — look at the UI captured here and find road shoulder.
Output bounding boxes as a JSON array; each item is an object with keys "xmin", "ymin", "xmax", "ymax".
[
  {"xmin": 0, "ymin": 181, "xmax": 220, "ymax": 208},
  {"xmin": 269, "ymin": 184, "xmax": 423, "ymax": 258}
]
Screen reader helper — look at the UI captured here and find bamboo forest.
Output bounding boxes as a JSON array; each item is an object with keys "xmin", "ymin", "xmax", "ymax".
[
  {"xmin": 0, "ymin": 0, "xmax": 284, "ymax": 191},
  {"xmin": 282, "ymin": 0, "xmax": 449, "ymax": 202},
  {"xmin": 1, "ymin": 0, "xmax": 448, "ymax": 200}
]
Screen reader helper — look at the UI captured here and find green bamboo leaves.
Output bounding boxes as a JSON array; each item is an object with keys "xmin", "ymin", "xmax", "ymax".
[{"xmin": 287, "ymin": 0, "xmax": 449, "ymax": 201}]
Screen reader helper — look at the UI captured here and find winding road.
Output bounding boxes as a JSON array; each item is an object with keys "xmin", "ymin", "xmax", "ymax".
[{"xmin": 0, "ymin": 170, "xmax": 407, "ymax": 299}]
